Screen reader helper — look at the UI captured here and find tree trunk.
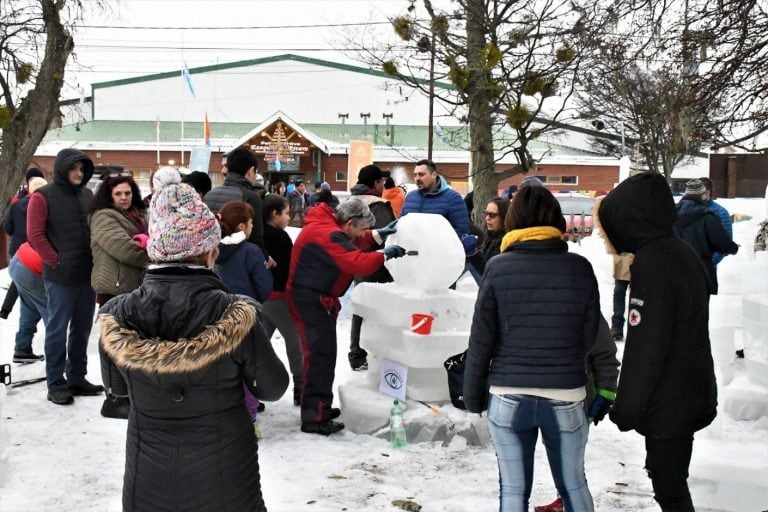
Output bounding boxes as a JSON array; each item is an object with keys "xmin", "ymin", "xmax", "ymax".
[
  {"xmin": 0, "ymin": 0, "xmax": 74, "ymax": 218},
  {"xmin": 464, "ymin": 0, "xmax": 498, "ymax": 228}
]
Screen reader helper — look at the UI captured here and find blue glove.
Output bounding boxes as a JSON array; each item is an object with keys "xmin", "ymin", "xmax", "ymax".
[
  {"xmin": 461, "ymin": 234, "xmax": 478, "ymax": 256},
  {"xmin": 377, "ymin": 220, "xmax": 398, "ymax": 240},
  {"xmin": 588, "ymin": 389, "xmax": 616, "ymax": 426},
  {"xmin": 383, "ymin": 245, "xmax": 406, "ymax": 260}
]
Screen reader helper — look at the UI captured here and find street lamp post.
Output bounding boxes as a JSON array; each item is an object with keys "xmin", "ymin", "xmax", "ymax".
[{"xmin": 418, "ymin": 32, "xmax": 436, "ymax": 161}]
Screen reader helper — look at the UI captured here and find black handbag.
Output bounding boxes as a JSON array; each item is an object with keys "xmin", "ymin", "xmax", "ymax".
[{"xmin": 443, "ymin": 350, "xmax": 467, "ymax": 410}]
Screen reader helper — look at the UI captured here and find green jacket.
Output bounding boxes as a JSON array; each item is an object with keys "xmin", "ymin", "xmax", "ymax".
[{"xmin": 90, "ymin": 207, "xmax": 148, "ymax": 296}]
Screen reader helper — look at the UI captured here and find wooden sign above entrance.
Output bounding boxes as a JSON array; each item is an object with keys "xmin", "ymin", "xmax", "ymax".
[{"xmin": 250, "ymin": 120, "xmax": 311, "ymax": 171}]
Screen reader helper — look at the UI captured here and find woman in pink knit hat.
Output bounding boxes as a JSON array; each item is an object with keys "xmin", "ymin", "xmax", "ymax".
[{"xmin": 99, "ymin": 181, "xmax": 288, "ymax": 512}]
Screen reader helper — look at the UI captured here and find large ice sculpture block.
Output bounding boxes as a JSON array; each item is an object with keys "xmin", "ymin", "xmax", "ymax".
[
  {"xmin": 690, "ymin": 437, "xmax": 768, "ymax": 511},
  {"xmin": 742, "ymin": 294, "xmax": 768, "ymax": 388},
  {"xmin": 351, "ymin": 281, "xmax": 475, "ymax": 401},
  {"xmin": 366, "ymin": 354, "xmax": 451, "ymax": 402},
  {"xmin": 385, "ymin": 213, "xmax": 465, "ymax": 292},
  {"xmin": 351, "ymin": 282, "xmax": 476, "ymax": 331},
  {"xmin": 337, "ymin": 379, "xmax": 490, "ymax": 446},
  {"xmin": 343, "ymin": 212, "xmax": 477, "ymax": 442},
  {"xmin": 710, "ymin": 326, "xmax": 736, "ymax": 385},
  {"xmin": 709, "ymin": 294, "xmax": 742, "ymax": 328},
  {"xmin": 360, "ymin": 321, "xmax": 469, "ymax": 368}
]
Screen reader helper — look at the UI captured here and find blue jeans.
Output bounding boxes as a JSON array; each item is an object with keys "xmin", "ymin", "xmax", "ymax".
[
  {"xmin": 611, "ymin": 279, "xmax": 630, "ymax": 332},
  {"xmin": 43, "ymin": 280, "xmax": 95, "ymax": 390},
  {"xmin": 486, "ymin": 394, "xmax": 593, "ymax": 512},
  {"xmin": 7, "ymin": 257, "xmax": 47, "ymax": 354}
]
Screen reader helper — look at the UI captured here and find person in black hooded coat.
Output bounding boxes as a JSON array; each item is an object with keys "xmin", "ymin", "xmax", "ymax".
[
  {"xmin": 597, "ymin": 172, "xmax": 716, "ymax": 512},
  {"xmin": 100, "ymin": 182, "xmax": 288, "ymax": 512}
]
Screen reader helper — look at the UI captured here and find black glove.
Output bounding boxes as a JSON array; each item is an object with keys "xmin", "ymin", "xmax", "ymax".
[
  {"xmin": 383, "ymin": 245, "xmax": 406, "ymax": 260},
  {"xmin": 588, "ymin": 389, "xmax": 616, "ymax": 426},
  {"xmin": 377, "ymin": 220, "xmax": 398, "ymax": 241}
]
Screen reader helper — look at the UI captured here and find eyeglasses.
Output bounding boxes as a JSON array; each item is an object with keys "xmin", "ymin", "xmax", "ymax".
[{"xmin": 483, "ymin": 211, "xmax": 499, "ymax": 219}]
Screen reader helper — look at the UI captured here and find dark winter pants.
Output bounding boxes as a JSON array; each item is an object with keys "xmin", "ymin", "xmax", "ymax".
[
  {"xmin": 44, "ymin": 280, "xmax": 95, "ymax": 390},
  {"xmin": 611, "ymin": 279, "xmax": 630, "ymax": 332},
  {"xmin": 645, "ymin": 435, "xmax": 695, "ymax": 512},
  {"xmin": 262, "ymin": 297, "xmax": 303, "ymax": 390},
  {"xmin": 349, "ymin": 314, "xmax": 367, "ymax": 364},
  {"xmin": 288, "ymin": 289, "xmax": 339, "ymax": 423}
]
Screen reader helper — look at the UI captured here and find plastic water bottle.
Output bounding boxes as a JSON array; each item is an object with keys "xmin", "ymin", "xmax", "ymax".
[{"xmin": 390, "ymin": 399, "xmax": 407, "ymax": 449}]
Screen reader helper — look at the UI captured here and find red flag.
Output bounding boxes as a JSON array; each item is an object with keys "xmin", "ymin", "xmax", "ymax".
[{"xmin": 203, "ymin": 112, "xmax": 211, "ymax": 147}]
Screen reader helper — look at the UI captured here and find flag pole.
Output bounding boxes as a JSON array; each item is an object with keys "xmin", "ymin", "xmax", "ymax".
[
  {"xmin": 156, "ymin": 116, "xmax": 160, "ymax": 165},
  {"xmin": 180, "ymin": 67, "xmax": 185, "ymax": 167}
]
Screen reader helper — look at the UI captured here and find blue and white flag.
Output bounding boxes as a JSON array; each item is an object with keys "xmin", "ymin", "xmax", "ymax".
[{"xmin": 182, "ymin": 62, "xmax": 196, "ymax": 97}]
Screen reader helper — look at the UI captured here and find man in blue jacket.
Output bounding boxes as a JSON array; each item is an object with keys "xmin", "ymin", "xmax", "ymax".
[
  {"xmin": 700, "ymin": 177, "xmax": 733, "ymax": 266},
  {"xmin": 674, "ymin": 179, "xmax": 738, "ymax": 294},
  {"xmin": 401, "ymin": 159, "xmax": 470, "ymax": 241},
  {"xmin": 401, "ymin": 160, "xmax": 469, "ymax": 234}
]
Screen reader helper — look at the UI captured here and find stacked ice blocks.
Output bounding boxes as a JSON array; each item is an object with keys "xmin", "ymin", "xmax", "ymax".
[
  {"xmin": 351, "ymin": 212, "xmax": 475, "ymax": 402},
  {"xmin": 352, "ymin": 283, "xmax": 476, "ymax": 401}
]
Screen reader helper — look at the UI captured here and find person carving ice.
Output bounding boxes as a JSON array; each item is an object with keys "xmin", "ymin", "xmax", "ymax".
[{"xmin": 286, "ymin": 200, "xmax": 405, "ymax": 436}]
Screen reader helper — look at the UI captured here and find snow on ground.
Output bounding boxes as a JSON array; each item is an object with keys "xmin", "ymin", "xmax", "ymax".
[{"xmin": 0, "ymin": 198, "xmax": 766, "ymax": 512}]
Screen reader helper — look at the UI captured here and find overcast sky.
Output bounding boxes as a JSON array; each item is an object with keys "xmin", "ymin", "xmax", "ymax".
[{"xmin": 63, "ymin": 0, "xmax": 420, "ymax": 99}]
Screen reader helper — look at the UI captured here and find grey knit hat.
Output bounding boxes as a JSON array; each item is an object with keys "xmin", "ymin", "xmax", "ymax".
[
  {"xmin": 520, "ymin": 175, "xmax": 545, "ymax": 188},
  {"xmin": 684, "ymin": 179, "xmax": 706, "ymax": 197}
]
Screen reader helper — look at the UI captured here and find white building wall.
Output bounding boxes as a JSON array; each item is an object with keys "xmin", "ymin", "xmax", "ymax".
[{"xmin": 93, "ymin": 59, "xmax": 458, "ymax": 126}]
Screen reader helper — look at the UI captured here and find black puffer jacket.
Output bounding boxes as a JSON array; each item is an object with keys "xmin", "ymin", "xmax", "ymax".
[
  {"xmin": 29, "ymin": 148, "xmax": 94, "ymax": 285},
  {"xmin": 463, "ymin": 236, "xmax": 600, "ymax": 413},
  {"xmin": 674, "ymin": 196, "xmax": 738, "ymax": 294},
  {"xmin": 348, "ymin": 184, "xmax": 395, "ymax": 283},
  {"xmin": 598, "ymin": 173, "xmax": 716, "ymax": 438},
  {"xmin": 99, "ymin": 265, "xmax": 288, "ymax": 512}
]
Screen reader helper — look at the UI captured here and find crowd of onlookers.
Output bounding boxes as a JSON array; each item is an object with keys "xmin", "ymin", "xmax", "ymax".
[{"xmin": 2, "ymin": 145, "xmax": 757, "ymax": 512}]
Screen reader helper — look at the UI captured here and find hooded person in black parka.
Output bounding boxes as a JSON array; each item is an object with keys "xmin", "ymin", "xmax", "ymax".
[{"xmin": 596, "ymin": 172, "xmax": 716, "ymax": 512}]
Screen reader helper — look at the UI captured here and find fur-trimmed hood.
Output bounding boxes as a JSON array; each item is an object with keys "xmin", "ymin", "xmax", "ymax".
[{"xmin": 100, "ymin": 300, "xmax": 256, "ymax": 375}]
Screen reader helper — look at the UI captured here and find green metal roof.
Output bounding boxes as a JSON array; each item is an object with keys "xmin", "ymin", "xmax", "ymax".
[
  {"xmin": 42, "ymin": 119, "xmax": 602, "ymax": 157},
  {"xmin": 43, "ymin": 120, "xmax": 252, "ymax": 144},
  {"xmin": 90, "ymin": 54, "xmax": 454, "ymax": 92}
]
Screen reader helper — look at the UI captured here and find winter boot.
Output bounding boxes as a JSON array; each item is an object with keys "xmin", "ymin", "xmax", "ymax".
[
  {"xmin": 610, "ymin": 328, "xmax": 624, "ymax": 342},
  {"xmin": 348, "ymin": 348, "xmax": 368, "ymax": 371},
  {"xmin": 13, "ymin": 352, "xmax": 45, "ymax": 364},
  {"xmin": 301, "ymin": 419, "xmax": 345, "ymax": 436},
  {"xmin": 67, "ymin": 379, "xmax": 105, "ymax": 396},
  {"xmin": 47, "ymin": 388, "xmax": 74, "ymax": 405}
]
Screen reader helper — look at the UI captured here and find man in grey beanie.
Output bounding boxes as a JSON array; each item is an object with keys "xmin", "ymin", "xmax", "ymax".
[{"xmin": 673, "ymin": 179, "xmax": 738, "ymax": 294}]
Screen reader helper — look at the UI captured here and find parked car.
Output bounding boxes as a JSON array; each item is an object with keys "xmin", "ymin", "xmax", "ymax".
[{"xmin": 555, "ymin": 193, "xmax": 595, "ymax": 242}]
